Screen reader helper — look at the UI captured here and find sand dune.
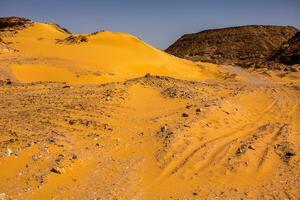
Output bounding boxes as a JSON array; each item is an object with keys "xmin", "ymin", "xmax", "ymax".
[{"xmin": 1, "ymin": 22, "xmax": 219, "ymax": 84}]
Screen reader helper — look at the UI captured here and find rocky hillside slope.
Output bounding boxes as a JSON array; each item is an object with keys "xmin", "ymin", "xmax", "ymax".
[
  {"xmin": 166, "ymin": 25, "xmax": 298, "ymax": 68},
  {"xmin": 269, "ymin": 31, "xmax": 300, "ymax": 65}
]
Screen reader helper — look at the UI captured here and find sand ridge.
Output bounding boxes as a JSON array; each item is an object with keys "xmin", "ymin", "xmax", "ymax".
[{"xmin": 0, "ymin": 22, "xmax": 219, "ymax": 84}]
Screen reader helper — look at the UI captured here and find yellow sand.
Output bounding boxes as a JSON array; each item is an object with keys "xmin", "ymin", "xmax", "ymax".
[
  {"xmin": 0, "ymin": 21, "xmax": 299, "ymax": 200},
  {"xmin": 5, "ymin": 22, "xmax": 219, "ymax": 83}
]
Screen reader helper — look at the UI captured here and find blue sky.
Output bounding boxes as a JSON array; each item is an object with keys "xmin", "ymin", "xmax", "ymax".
[{"xmin": 0, "ymin": 0, "xmax": 299, "ymax": 49}]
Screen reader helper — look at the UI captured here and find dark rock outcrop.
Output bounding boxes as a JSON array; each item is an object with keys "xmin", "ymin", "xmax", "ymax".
[
  {"xmin": 56, "ymin": 35, "xmax": 88, "ymax": 45},
  {"xmin": 269, "ymin": 32, "xmax": 300, "ymax": 65},
  {"xmin": 166, "ymin": 25, "xmax": 298, "ymax": 68},
  {"xmin": 0, "ymin": 17, "xmax": 33, "ymax": 32},
  {"xmin": 48, "ymin": 23, "xmax": 71, "ymax": 34}
]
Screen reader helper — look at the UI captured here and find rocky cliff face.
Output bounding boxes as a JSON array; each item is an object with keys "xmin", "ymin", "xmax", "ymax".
[
  {"xmin": 269, "ymin": 31, "xmax": 300, "ymax": 65},
  {"xmin": 166, "ymin": 25, "xmax": 298, "ymax": 68}
]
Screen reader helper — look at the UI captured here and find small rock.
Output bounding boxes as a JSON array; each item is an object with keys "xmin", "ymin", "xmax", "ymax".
[
  {"xmin": 50, "ymin": 166, "xmax": 65, "ymax": 174},
  {"xmin": 62, "ymin": 85, "xmax": 71, "ymax": 89},
  {"xmin": 248, "ymin": 145, "xmax": 255, "ymax": 150},
  {"xmin": 71, "ymin": 153, "xmax": 78, "ymax": 160},
  {"xmin": 236, "ymin": 148, "xmax": 243, "ymax": 155},
  {"xmin": 6, "ymin": 79, "xmax": 12, "ymax": 85},
  {"xmin": 34, "ymin": 175, "xmax": 44, "ymax": 183},
  {"xmin": 104, "ymin": 124, "xmax": 113, "ymax": 131},
  {"xmin": 196, "ymin": 108, "xmax": 202, "ymax": 112},
  {"xmin": 186, "ymin": 105, "xmax": 192, "ymax": 109},
  {"xmin": 32, "ymin": 155, "xmax": 39, "ymax": 161},
  {"xmin": 284, "ymin": 151, "xmax": 295, "ymax": 161},
  {"xmin": 204, "ymin": 103, "xmax": 210, "ymax": 107},
  {"xmin": 182, "ymin": 113, "xmax": 189, "ymax": 117},
  {"xmin": 55, "ymin": 154, "xmax": 65, "ymax": 164},
  {"xmin": 291, "ymin": 67, "xmax": 299, "ymax": 72},
  {"xmin": 144, "ymin": 73, "xmax": 151, "ymax": 78},
  {"xmin": 48, "ymin": 137, "xmax": 56, "ymax": 144},
  {"xmin": 160, "ymin": 125, "xmax": 168, "ymax": 132},
  {"xmin": 5, "ymin": 148, "xmax": 13, "ymax": 156},
  {"xmin": 106, "ymin": 96, "xmax": 112, "ymax": 101}
]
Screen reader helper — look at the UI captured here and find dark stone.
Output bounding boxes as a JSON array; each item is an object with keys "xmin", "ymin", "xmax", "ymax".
[
  {"xmin": 182, "ymin": 113, "xmax": 189, "ymax": 117},
  {"xmin": 196, "ymin": 108, "xmax": 202, "ymax": 112},
  {"xmin": 144, "ymin": 73, "xmax": 151, "ymax": 78}
]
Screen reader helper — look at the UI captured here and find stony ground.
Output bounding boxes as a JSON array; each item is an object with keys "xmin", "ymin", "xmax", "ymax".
[{"xmin": 0, "ymin": 69, "xmax": 299, "ymax": 200}]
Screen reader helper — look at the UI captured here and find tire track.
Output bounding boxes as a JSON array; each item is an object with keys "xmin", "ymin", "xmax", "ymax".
[{"xmin": 152, "ymin": 84, "xmax": 299, "ymax": 186}]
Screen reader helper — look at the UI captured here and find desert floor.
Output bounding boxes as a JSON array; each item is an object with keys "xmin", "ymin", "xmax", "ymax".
[{"xmin": 0, "ymin": 22, "xmax": 299, "ymax": 200}]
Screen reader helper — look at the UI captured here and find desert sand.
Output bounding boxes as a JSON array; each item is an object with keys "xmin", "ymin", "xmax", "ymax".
[
  {"xmin": 0, "ymin": 21, "xmax": 299, "ymax": 200},
  {"xmin": 0, "ymin": 22, "xmax": 218, "ymax": 84}
]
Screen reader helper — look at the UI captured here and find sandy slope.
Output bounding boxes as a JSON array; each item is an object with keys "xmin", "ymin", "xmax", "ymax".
[
  {"xmin": 0, "ymin": 21, "xmax": 300, "ymax": 200},
  {"xmin": 0, "ymin": 22, "xmax": 218, "ymax": 84}
]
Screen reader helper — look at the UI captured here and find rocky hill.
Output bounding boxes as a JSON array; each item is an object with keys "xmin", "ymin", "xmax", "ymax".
[
  {"xmin": 269, "ymin": 31, "xmax": 300, "ymax": 65},
  {"xmin": 166, "ymin": 25, "xmax": 298, "ymax": 68}
]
